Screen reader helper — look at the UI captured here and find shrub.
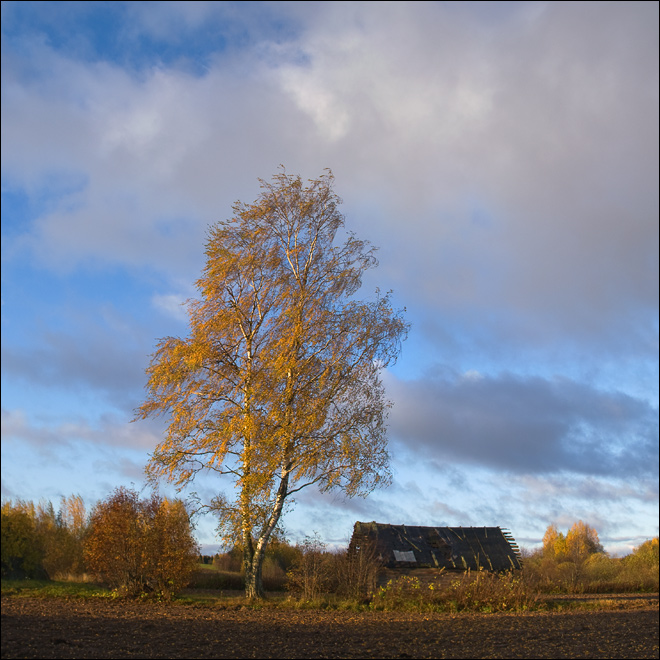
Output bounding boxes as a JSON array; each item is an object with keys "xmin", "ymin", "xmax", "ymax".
[
  {"xmin": 444, "ymin": 569, "xmax": 538, "ymax": 611},
  {"xmin": 333, "ymin": 542, "xmax": 382, "ymax": 600},
  {"xmin": 370, "ymin": 574, "xmax": 426, "ymax": 611},
  {"xmin": 213, "ymin": 549, "xmax": 242, "ymax": 573},
  {"xmin": 84, "ymin": 487, "xmax": 199, "ymax": 598},
  {"xmin": 187, "ymin": 567, "xmax": 244, "ymax": 590},
  {"xmin": 286, "ymin": 533, "xmax": 334, "ymax": 600},
  {"xmin": 262, "ymin": 555, "xmax": 287, "ymax": 591},
  {"xmin": 370, "ymin": 570, "xmax": 538, "ymax": 612}
]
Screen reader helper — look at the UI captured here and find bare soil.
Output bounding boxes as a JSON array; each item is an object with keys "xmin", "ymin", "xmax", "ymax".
[{"xmin": 2, "ymin": 595, "xmax": 658, "ymax": 659}]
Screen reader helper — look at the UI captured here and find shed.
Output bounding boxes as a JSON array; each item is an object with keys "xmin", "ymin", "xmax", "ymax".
[{"xmin": 350, "ymin": 522, "xmax": 522, "ymax": 572}]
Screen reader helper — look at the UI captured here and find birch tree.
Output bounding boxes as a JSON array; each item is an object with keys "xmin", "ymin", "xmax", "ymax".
[{"xmin": 135, "ymin": 169, "xmax": 408, "ymax": 598}]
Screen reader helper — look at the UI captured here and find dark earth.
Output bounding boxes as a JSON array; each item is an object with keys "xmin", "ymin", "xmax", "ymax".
[{"xmin": 2, "ymin": 595, "xmax": 658, "ymax": 659}]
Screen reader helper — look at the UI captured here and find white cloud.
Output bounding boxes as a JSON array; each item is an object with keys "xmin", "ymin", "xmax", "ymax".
[
  {"xmin": 462, "ymin": 370, "xmax": 483, "ymax": 382},
  {"xmin": 152, "ymin": 293, "xmax": 188, "ymax": 322}
]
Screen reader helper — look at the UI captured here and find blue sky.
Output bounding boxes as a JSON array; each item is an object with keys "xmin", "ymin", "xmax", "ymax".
[{"xmin": 2, "ymin": 1, "xmax": 658, "ymax": 556}]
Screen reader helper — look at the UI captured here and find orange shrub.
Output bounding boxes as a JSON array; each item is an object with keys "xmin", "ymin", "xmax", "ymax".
[{"xmin": 84, "ymin": 487, "xmax": 198, "ymax": 598}]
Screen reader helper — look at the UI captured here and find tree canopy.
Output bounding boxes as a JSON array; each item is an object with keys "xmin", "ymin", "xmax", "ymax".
[
  {"xmin": 136, "ymin": 169, "xmax": 408, "ymax": 597},
  {"xmin": 542, "ymin": 521, "xmax": 604, "ymax": 562}
]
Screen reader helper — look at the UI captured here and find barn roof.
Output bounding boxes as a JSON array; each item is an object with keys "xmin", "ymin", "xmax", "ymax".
[{"xmin": 350, "ymin": 522, "xmax": 522, "ymax": 571}]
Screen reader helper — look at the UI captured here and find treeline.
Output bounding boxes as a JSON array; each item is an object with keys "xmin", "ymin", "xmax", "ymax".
[
  {"xmin": 3, "ymin": 497, "xmax": 658, "ymax": 601},
  {"xmin": 1, "ymin": 487, "xmax": 198, "ymax": 599},
  {"xmin": 1, "ymin": 495, "xmax": 87, "ymax": 580},
  {"xmin": 199, "ymin": 525, "xmax": 659, "ymax": 601},
  {"xmin": 523, "ymin": 521, "xmax": 659, "ymax": 593},
  {"xmin": 1, "ymin": 492, "xmax": 378, "ymax": 600}
]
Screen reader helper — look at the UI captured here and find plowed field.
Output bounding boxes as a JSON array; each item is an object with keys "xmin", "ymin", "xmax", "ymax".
[{"xmin": 2, "ymin": 595, "xmax": 658, "ymax": 659}]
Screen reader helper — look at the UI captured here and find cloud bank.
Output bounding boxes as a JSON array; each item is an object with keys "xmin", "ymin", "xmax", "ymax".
[{"xmin": 386, "ymin": 369, "xmax": 658, "ymax": 478}]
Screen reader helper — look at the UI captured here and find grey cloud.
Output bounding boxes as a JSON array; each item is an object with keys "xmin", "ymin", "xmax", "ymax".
[
  {"xmin": 1, "ymin": 3, "xmax": 657, "ymax": 489},
  {"xmin": 1, "ymin": 1, "xmax": 656, "ymax": 360},
  {"xmin": 1, "ymin": 326, "xmax": 148, "ymax": 412},
  {"xmin": 510, "ymin": 473, "xmax": 658, "ymax": 506},
  {"xmin": 386, "ymin": 369, "xmax": 658, "ymax": 478},
  {"xmin": 280, "ymin": 1, "xmax": 658, "ymax": 344},
  {"xmin": 386, "ymin": 479, "xmax": 476, "ymax": 527},
  {"xmin": 92, "ymin": 455, "xmax": 149, "ymax": 483},
  {"xmin": 1, "ymin": 407, "xmax": 163, "ymax": 453}
]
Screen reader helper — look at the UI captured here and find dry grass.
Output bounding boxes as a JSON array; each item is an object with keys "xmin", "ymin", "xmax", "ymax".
[{"xmin": 370, "ymin": 570, "xmax": 539, "ymax": 613}]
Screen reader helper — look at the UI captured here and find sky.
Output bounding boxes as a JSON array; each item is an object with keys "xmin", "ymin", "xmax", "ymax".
[{"xmin": 1, "ymin": 1, "xmax": 658, "ymax": 557}]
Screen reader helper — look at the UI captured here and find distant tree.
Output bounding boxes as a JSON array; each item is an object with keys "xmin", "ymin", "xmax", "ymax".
[
  {"xmin": 620, "ymin": 537, "xmax": 659, "ymax": 590},
  {"xmin": 35, "ymin": 500, "xmax": 68, "ymax": 579},
  {"xmin": 536, "ymin": 521, "xmax": 605, "ymax": 589},
  {"xmin": 626, "ymin": 537, "xmax": 659, "ymax": 568},
  {"xmin": 58, "ymin": 495, "xmax": 88, "ymax": 576},
  {"xmin": 136, "ymin": 169, "xmax": 408, "ymax": 598},
  {"xmin": 264, "ymin": 535, "xmax": 301, "ymax": 574},
  {"xmin": 542, "ymin": 521, "xmax": 602, "ymax": 562},
  {"xmin": 1, "ymin": 501, "xmax": 43, "ymax": 578},
  {"xmin": 1, "ymin": 497, "xmax": 88, "ymax": 580},
  {"xmin": 542, "ymin": 523, "xmax": 563, "ymax": 558},
  {"xmin": 565, "ymin": 520, "xmax": 604, "ymax": 564},
  {"xmin": 84, "ymin": 487, "xmax": 198, "ymax": 598},
  {"xmin": 59, "ymin": 494, "xmax": 87, "ymax": 539},
  {"xmin": 33, "ymin": 496, "xmax": 88, "ymax": 579},
  {"xmin": 527, "ymin": 528, "xmax": 658, "ymax": 593}
]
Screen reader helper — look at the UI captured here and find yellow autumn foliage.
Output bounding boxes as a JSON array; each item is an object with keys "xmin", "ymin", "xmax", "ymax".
[{"xmin": 135, "ymin": 169, "xmax": 408, "ymax": 598}]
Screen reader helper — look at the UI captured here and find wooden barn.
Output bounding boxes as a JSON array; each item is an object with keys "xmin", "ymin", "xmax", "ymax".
[{"xmin": 349, "ymin": 521, "xmax": 522, "ymax": 574}]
